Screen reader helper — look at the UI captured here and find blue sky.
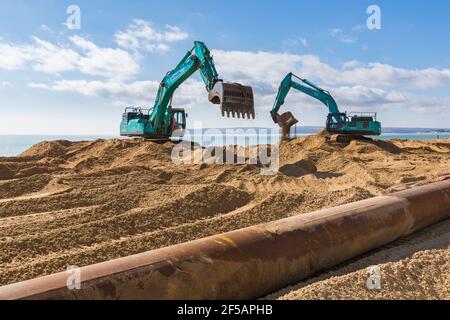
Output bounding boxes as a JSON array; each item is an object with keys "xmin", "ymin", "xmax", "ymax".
[{"xmin": 0, "ymin": 0, "xmax": 449, "ymax": 134}]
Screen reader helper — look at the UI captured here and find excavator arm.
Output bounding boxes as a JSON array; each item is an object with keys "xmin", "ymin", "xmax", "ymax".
[
  {"xmin": 271, "ymin": 73, "xmax": 339, "ymax": 125},
  {"xmin": 150, "ymin": 41, "xmax": 254, "ymax": 135}
]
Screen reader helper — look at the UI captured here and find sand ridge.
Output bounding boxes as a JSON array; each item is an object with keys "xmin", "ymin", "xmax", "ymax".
[{"xmin": 0, "ymin": 133, "xmax": 449, "ymax": 299}]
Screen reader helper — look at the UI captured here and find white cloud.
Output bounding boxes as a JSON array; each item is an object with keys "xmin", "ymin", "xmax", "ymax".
[
  {"xmin": 333, "ymin": 86, "xmax": 393, "ymax": 107},
  {"xmin": 353, "ymin": 24, "xmax": 366, "ymax": 32},
  {"xmin": 40, "ymin": 24, "xmax": 55, "ymax": 34},
  {"xmin": 0, "ymin": 43, "xmax": 31, "ymax": 70},
  {"xmin": 211, "ymin": 50, "xmax": 304, "ymax": 89},
  {"xmin": 29, "ymin": 76, "xmax": 450, "ymax": 117},
  {"xmin": 195, "ymin": 50, "xmax": 450, "ymax": 114},
  {"xmin": 30, "ymin": 77, "xmax": 209, "ymax": 106},
  {"xmin": 329, "ymin": 28, "xmax": 342, "ymax": 37},
  {"xmin": 0, "ymin": 81, "xmax": 12, "ymax": 88},
  {"xmin": 30, "ymin": 37, "xmax": 80, "ymax": 73},
  {"xmin": 299, "ymin": 38, "xmax": 308, "ymax": 47},
  {"xmin": 145, "ymin": 43, "xmax": 171, "ymax": 53},
  {"xmin": 212, "ymin": 50, "xmax": 450, "ymax": 90},
  {"xmin": 164, "ymin": 25, "xmax": 189, "ymax": 42},
  {"xmin": 70, "ymin": 36, "xmax": 139, "ymax": 79},
  {"xmin": 114, "ymin": 19, "xmax": 188, "ymax": 52},
  {"xmin": 29, "ymin": 80, "xmax": 158, "ymax": 105},
  {"xmin": 330, "ymin": 86, "xmax": 447, "ymax": 113},
  {"xmin": 329, "ymin": 28, "xmax": 357, "ymax": 44},
  {"xmin": 342, "ymin": 60, "xmax": 362, "ymax": 70},
  {"xmin": 28, "ymin": 78, "xmax": 212, "ymax": 111},
  {"xmin": 0, "ymin": 36, "xmax": 139, "ymax": 79},
  {"xmin": 264, "ymin": 84, "xmax": 450, "ymax": 114},
  {"xmin": 282, "ymin": 37, "xmax": 308, "ymax": 48},
  {"xmin": 0, "ymin": 38, "xmax": 79, "ymax": 73},
  {"xmin": 2, "ymin": 30, "xmax": 447, "ymax": 118}
]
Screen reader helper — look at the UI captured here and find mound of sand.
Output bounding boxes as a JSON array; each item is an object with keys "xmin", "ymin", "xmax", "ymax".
[
  {"xmin": 20, "ymin": 140, "xmax": 72, "ymax": 159},
  {"xmin": 0, "ymin": 164, "xmax": 14, "ymax": 180},
  {"xmin": 279, "ymin": 158, "xmax": 317, "ymax": 177},
  {"xmin": 0, "ymin": 134, "xmax": 449, "ymax": 300}
]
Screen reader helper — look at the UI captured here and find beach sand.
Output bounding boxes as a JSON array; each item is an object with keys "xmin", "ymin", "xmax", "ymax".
[{"xmin": 0, "ymin": 132, "xmax": 449, "ymax": 299}]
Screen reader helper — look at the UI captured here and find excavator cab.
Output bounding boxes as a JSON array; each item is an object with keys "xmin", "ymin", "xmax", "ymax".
[
  {"xmin": 171, "ymin": 108, "xmax": 187, "ymax": 130},
  {"xmin": 326, "ymin": 112, "xmax": 347, "ymax": 131},
  {"xmin": 209, "ymin": 81, "xmax": 255, "ymax": 119},
  {"xmin": 170, "ymin": 108, "xmax": 187, "ymax": 138}
]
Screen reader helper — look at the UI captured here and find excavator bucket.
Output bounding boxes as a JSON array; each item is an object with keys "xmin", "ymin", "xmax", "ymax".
[
  {"xmin": 209, "ymin": 81, "xmax": 255, "ymax": 119},
  {"xmin": 274, "ymin": 112, "xmax": 298, "ymax": 129},
  {"xmin": 273, "ymin": 112, "xmax": 299, "ymax": 140}
]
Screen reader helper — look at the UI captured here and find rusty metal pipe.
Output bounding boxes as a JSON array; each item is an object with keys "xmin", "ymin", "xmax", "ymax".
[{"xmin": 1, "ymin": 180, "xmax": 449, "ymax": 300}]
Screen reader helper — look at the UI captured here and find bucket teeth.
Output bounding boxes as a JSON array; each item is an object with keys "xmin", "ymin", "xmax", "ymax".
[
  {"xmin": 209, "ymin": 81, "xmax": 255, "ymax": 119},
  {"xmin": 222, "ymin": 105, "xmax": 254, "ymax": 120}
]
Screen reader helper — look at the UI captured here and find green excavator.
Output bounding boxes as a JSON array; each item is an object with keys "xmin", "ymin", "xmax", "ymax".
[
  {"xmin": 120, "ymin": 41, "xmax": 255, "ymax": 140},
  {"xmin": 271, "ymin": 73, "xmax": 382, "ymax": 140}
]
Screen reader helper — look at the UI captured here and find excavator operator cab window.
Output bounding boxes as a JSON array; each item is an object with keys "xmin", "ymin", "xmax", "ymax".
[
  {"xmin": 327, "ymin": 112, "xmax": 347, "ymax": 130},
  {"xmin": 172, "ymin": 109, "xmax": 187, "ymax": 130},
  {"xmin": 123, "ymin": 112, "xmax": 138, "ymax": 122}
]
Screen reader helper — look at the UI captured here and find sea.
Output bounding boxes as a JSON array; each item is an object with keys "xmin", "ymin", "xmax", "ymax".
[{"xmin": 0, "ymin": 127, "xmax": 449, "ymax": 157}]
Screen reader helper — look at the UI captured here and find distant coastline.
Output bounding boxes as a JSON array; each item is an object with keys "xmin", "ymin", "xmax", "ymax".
[{"xmin": 1, "ymin": 128, "xmax": 449, "ymax": 157}]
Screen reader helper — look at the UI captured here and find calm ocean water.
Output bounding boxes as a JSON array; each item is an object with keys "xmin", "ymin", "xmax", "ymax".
[
  {"xmin": 0, "ymin": 135, "xmax": 119, "ymax": 157},
  {"xmin": 0, "ymin": 131, "xmax": 449, "ymax": 157}
]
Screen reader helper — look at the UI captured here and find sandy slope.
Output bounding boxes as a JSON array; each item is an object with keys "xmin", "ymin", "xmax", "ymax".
[{"xmin": 0, "ymin": 133, "xmax": 449, "ymax": 299}]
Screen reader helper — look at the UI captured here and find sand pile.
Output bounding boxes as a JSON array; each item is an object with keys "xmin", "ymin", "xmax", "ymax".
[
  {"xmin": 0, "ymin": 134, "xmax": 449, "ymax": 299},
  {"xmin": 0, "ymin": 164, "xmax": 14, "ymax": 180}
]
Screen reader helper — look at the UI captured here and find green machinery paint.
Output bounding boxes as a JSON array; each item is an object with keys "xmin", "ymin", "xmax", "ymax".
[
  {"xmin": 120, "ymin": 41, "xmax": 254, "ymax": 140},
  {"xmin": 271, "ymin": 73, "xmax": 382, "ymax": 139}
]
